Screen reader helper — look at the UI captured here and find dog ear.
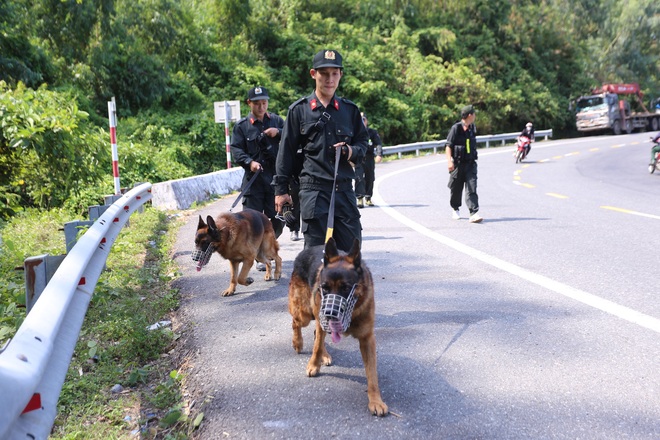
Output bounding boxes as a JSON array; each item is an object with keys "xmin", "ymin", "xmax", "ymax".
[
  {"xmin": 323, "ymin": 237, "xmax": 338, "ymax": 266},
  {"xmin": 198, "ymin": 215, "xmax": 207, "ymax": 229},
  {"xmin": 348, "ymin": 238, "xmax": 361, "ymax": 267},
  {"xmin": 206, "ymin": 215, "xmax": 217, "ymax": 231}
]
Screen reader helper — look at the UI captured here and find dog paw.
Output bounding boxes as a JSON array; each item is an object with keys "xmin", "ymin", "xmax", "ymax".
[
  {"xmin": 244, "ymin": 277, "xmax": 254, "ymax": 286},
  {"xmin": 221, "ymin": 289, "xmax": 235, "ymax": 297},
  {"xmin": 321, "ymin": 354, "xmax": 332, "ymax": 366},
  {"xmin": 368, "ymin": 400, "xmax": 389, "ymax": 417},
  {"xmin": 264, "ymin": 274, "xmax": 272, "ymax": 281},
  {"xmin": 306, "ymin": 364, "xmax": 320, "ymax": 377}
]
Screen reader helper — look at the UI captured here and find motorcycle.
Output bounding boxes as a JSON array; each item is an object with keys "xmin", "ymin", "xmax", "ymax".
[
  {"xmin": 649, "ymin": 137, "xmax": 660, "ymax": 174},
  {"xmin": 515, "ymin": 136, "xmax": 531, "ymax": 163}
]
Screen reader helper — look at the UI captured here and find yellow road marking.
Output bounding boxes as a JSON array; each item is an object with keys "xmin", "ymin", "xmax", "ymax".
[
  {"xmin": 553, "ymin": 155, "xmax": 563, "ymax": 160},
  {"xmin": 611, "ymin": 144, "xmax": 624, "ymax": 149},
  {"xmin": 546, "ymin": 193, "xmax": 568, "ymax": 199},
  {"xmin": 565, "ymin": 152, "xmax": 580, "ymax": 156},
  {"xmin": 589, "ymin": 148, "xmax": 599, "ymax": 152},
  {"xmin": 513, "ymin": 175, "xmax": 521, "ymax": 181},
  {"xmin": 601, "ymin": 206, "xmax": 660, "ymax": 220},
  {"xmin": 521, "ymin": 183, "xmax": 535, "ymax": 188}
]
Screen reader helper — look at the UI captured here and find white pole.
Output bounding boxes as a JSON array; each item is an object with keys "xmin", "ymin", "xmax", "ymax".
[{"xmin": 224, "ymin": 101, "xmax": 232, "ymax": 169}]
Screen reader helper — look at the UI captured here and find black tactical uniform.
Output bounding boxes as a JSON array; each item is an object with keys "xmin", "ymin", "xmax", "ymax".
[
  {"xmin": 355, "ymin": 122, "xmax": 383, "ymax": 205},
  {"xmin": 273, "ymin": 90, "xmax": 369, "ymax": 252},
  {"xmin": 230, "ymin": 106, "xmax": 284, "ymax": 237},
  {"xmin": 447, "ymin": 115, "xmax": 479, "ymax": 215}
]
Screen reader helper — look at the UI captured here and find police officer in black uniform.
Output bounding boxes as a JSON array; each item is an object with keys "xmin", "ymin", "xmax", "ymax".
[
  {"xmin": 355, "ymin": 112, "xmax": 383, "ymax": 208},
  {"xmin": 230, "ymin": 86, "xmax": 285, "ymax": 238},
  {"xmin": 273, "ymin": 49, "xmax": 369, "ymax": 252},
  {"xmin": 446, "ymin": 105, "xmax": 483, "ymax": 223}
]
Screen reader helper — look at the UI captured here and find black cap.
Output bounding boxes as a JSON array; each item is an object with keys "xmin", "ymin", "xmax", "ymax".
[
  {"xmin": 313, "ymin": 49, "xmax": 343, "ymax": 69},
  {"xmin": 461, "ymin": 105, "xmax": 475, "ymax": 119},
  {"xmin": 247, "ymin": 86, "xmax": 269, "ymax": 101}
]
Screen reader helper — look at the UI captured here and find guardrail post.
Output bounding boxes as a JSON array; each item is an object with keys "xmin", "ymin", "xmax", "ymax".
[
  {"xmin": 63, "ymin": 221, "xmax": 94, "ymax": 254},
  {"xmin": 88, "ymin": 205, "xmax": 110, "ymax": 221},
  {"xmin": 23, "ymin": 254, "xmax": 66, "ymax": 313}
]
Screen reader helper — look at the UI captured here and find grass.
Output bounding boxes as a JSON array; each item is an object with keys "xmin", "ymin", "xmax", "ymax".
[{"xmin": 0, "ymin": 205, "xmax": 200, "ymax": 439}]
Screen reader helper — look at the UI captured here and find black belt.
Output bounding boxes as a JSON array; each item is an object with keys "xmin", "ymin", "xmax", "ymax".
[{"xmin": 299, "ymin": 178, "xmax": 353, "ymax": 192}]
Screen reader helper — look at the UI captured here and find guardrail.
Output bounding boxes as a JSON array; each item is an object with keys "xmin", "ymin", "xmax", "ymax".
[
  {"xmin": 382, "ymin": 129, "xmax": 553, "ymax": 158},
  {"xmin": 0, "ymin": 183, "xmax": 152, "ymax": 440}
]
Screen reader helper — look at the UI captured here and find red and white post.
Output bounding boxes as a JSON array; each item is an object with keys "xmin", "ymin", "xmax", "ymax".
[
  {"xmin": 107, "ymin": 97, "xmax": 121, "ymax": 194},
  {"xmin": 224, "ymin": 101, "xmax": 232, "ymax": 169}
]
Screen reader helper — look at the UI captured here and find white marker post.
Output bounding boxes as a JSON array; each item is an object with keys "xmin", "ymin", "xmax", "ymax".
[
  {"xmin": 107, "ymin": 98, "xmax": 121, "ymax": 194},
  {"xmin": 214, "ymin": 100, "xmax": 241, "ymax": 169}
]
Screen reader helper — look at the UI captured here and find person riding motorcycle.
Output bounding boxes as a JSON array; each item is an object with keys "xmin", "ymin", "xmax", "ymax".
[
  {"xmin": 519, "ymin": 122, "xmax": 535, "ymax": 157},
  {"xmin": 650, "ymin": 132, "xmax": 660, "ymax": 166}
]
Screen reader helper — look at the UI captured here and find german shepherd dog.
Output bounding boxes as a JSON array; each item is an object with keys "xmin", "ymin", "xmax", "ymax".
[
  {"xmin": 192, "ymin": 209, "xmax": 282, "ymax": 296},
  {"xmin": 288, "ymin": 237, "xmax": 388, "ymax": 416}
]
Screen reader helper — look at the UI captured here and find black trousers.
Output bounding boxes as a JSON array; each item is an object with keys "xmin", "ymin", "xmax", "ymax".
[
  {"xmin": 299, "ymin": 188, "xmax": 362, "ymax": 253},
  {"xmin": 354, "ymin": 155, "xmax": 376, "ymax": 198},
  {"xmin": 448, "ymin": 162, "xmax": 479, "ymax": 215},
  {"xmin": 242, "ymin": 180, "xmax": 283, "ymax": 238},
  {"xmin": 287, "ymin": 179, "xmax": 301, "ymax": 233}
]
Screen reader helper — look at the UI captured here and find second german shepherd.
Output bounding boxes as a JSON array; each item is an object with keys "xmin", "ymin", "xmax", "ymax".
[
  {"xmin": 288, "ymin": 237, "xmax": 388, "ymax": 416},
  {"xmin": 193, "ymin": 209, "xmax": 282, "ymax": 296}
]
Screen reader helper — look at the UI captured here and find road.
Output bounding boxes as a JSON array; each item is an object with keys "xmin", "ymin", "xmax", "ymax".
[{"xmin": 172, "ymin": 132, "xmax": 660, "ymax": 439}]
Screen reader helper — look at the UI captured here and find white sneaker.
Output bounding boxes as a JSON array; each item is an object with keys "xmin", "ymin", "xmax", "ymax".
[
  {"xmin": 290, "ymin": 231, "xmax": 300, "ymax": 241},
  {"xmin": 452, "ymin": 209, "xmax": 460, "ymax": 220},
  {"xmin": 469, "ymin": 213, "xmax": 483, "ymax": 223}
]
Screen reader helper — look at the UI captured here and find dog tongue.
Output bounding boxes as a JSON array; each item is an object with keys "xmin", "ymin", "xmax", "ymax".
[
  {"xmin": 196, "ymin": 262, "xmax": 203, "ymax": 272},
  {"xmin": 328, "ymin": 320, "xmax": 343, "ymax": 343}
]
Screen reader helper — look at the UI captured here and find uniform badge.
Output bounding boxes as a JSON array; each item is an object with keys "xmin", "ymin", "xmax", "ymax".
[
  {"xmin": 325, "ymin": 50, "xmax": 336, "ymax": 60},
  {"xmin": 254, "ymin": 87, "xmax": 263, "ymax": 95},
  {"xmin": 333, "ymin": 99, "xmax": 339, "ymax": 110},
  {"xmin": 310, "ymin": 99, "xmax": 318, "ymax": 110}
]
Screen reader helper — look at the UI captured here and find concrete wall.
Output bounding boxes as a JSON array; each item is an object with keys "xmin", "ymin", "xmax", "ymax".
[{"xmin": 151, "ymin": 167, "xmax": 245, "ymax": 210}]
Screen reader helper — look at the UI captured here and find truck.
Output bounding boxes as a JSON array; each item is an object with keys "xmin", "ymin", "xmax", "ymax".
[{"xmin": 574, "ymin": 83, "xmax": 660, "ymax": 135}]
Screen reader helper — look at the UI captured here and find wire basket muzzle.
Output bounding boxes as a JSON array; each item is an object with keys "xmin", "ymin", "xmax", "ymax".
[
  {"xmin": 191, "ymin": 244, "xmax": 214, "ymax": 268},
  {"xmin": 319, "ymin": 285, "xmax": 358, "ymax": 334}
]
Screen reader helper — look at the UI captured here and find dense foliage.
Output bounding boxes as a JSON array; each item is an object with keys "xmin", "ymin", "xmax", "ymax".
[{"xmin": 1, "ymin": 0, "xmax": 659, "ymax": 213}]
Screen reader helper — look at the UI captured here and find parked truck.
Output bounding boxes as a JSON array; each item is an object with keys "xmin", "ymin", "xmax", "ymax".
[{"xmin": 575, "ymin": 83, "xmax": 660, "ymax": 135}]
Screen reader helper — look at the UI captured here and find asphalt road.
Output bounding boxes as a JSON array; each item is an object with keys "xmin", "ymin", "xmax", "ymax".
[{"xmin": 173, "ymin": 132, "xmax": 660, "ymax": 439}]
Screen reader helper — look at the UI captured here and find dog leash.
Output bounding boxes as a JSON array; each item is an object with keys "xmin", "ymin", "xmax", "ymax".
[
  {"xmin": 324, "ymin": 145, "xmax": 343, "ymax": 243},
  {"xmin": 230, "ymin": 168, "xmax": 262, "ymax": 211}
]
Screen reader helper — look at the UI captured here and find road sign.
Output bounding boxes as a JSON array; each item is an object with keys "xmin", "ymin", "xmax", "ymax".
[{"xmin": 214, "ymin": 100, "xmax": 241, "ymax": 123}]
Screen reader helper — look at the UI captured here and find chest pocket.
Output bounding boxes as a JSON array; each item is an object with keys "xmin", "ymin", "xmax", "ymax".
[
  {"xmin": 334, "ymin": 126, "xmax": 354, "ymax": 143},
  {"xmin": 300, "ymin": 122, "xmax": 323, "ymax": 152}
]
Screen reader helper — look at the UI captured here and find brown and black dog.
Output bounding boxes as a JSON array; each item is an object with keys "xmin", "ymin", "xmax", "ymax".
[
  {"xmin": 288, "ymin": 237, "xmax": 388, "ymax": 416},
  {"xmin": 193, "ymin": 209, "xmax": 282, "ymax": 296}
]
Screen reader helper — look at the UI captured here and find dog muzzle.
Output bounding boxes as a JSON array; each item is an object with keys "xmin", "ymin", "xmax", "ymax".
[
  {"xmin": 191, "ymin": 245, "xmax": 214, "ymax": 272},
  {"xmin": 319, "ymin": 284, "xmax": 358, "ymax": 344}
]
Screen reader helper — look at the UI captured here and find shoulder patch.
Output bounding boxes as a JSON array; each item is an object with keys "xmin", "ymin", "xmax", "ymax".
[
  {"xmin": 340, "ymin": 97, "xmax": 358, "ymax": 108},
  {"xmin": 289, "ymin": 97, "xmax": 308, "ymax": 110}
]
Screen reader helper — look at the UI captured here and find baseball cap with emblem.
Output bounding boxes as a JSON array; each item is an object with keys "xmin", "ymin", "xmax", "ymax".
[
  {"xmin": 313, "ymin": 49, "xmax": 343, "ymax": 69},
  {"xmin": 248, "ymin": 86, "xmax": 269, "ymax": 101}
]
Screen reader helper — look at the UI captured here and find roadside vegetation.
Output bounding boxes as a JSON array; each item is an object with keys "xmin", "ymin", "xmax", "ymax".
[
  {"xmin": 0, "ymin": 206, "xmax": 199, "ymax": 438},
  {"xmin": 0, "ymin": 0, "xmax": 658, "ymax": 437}
]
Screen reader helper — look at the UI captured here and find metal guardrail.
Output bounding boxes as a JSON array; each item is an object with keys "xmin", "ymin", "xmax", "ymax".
[
  {"xmin": 0, "ymin": 183, "xmax": 152, "ymax": 440},
  {"xmin": 382, "ymin": 129, "xmax": 553, "ymax": 158}
]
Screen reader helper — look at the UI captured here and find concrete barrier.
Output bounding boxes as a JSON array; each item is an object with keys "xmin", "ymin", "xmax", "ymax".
[{"xmin": 151, "ymin": 167, "xmax": 244, "ymax": 210}]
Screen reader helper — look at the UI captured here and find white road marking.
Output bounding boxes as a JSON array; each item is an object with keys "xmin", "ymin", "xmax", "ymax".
[
  {"xmin": 373, "ymin": 156, "xmax": 660, "ymax": 334},
  {"xmin": 601, "ymin": 205, "xmax": 660, "ymax": 220}
]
